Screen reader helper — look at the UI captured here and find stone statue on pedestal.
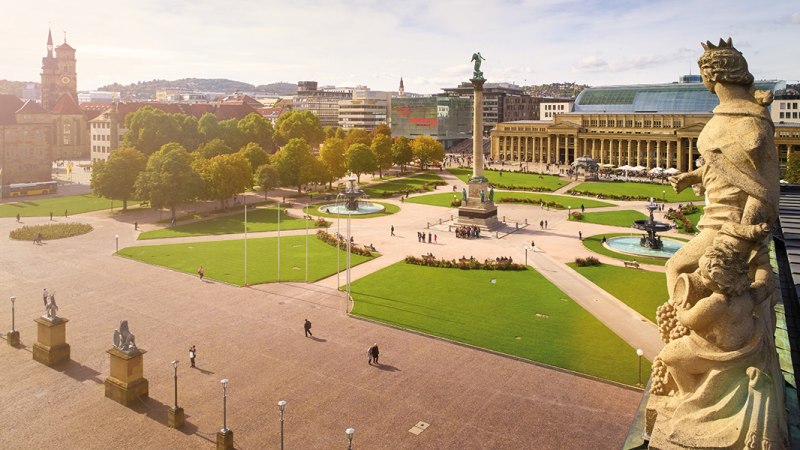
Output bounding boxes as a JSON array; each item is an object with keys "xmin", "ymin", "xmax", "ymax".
[
  {"xmin": 113, "ymin": 320, "xmax": 138, "ymax": 354},
  {"xmin": 648, "ymin": 38, "xmax": 787, "ymax": 449},
  {"xmin": 44, "ymin": 293, "xmax": 58, "ymax": 321}
]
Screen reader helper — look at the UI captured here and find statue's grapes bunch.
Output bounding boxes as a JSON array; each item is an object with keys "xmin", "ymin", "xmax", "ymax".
[
  {"xmin": 650, "ymin": 358, "xmax": 669, "ymax": 395},
  {"xmin": 656, "ymin": 301, "xmax": 689, "ymax": 343}
]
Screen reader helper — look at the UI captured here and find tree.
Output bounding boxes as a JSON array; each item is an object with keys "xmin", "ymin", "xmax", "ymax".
[
  {"xmin": 787, "ymin": 151, "xmax": 800, "ymax": 184},
  {"xmin": 218, "ymin": 118, "xmax": 246, "ymax": 151},
  {"xmin": 90, "ymin": 147, "xmax": 146, "ymax": 211},
  {"xmin": 411, "ymin": 136, "xmax": 444, "ymax": 169},
  {"xmin": 238, "ymin": 113, "xmax": 276, "ymax": 153},
  {"xmin": 273, "ymin": 111, "xmax": 324, "ymax": 147},
  {"xmin": 195, "ymin": 138, "xmax": 233, "ymax": 159},
  {"xmin": 344, "ymin": 128, "xmax": 372, "ymax": 149},
  {"xmin": 345, "ymin": 143, "xmax": 376, "ymax": 182},
  {"xmin": 122, "ymin": 106, "xmax": 182, "ymax": 155},
  {"xmin": 255, "ymin": 163, "xmax": 280, "ymax": 200},
  {"xmin": 198, "ymin": 113, "xmax": 221, "ymax": 142},
  {"xmin": 273, "ymin": 138, "xmax": 313, "ymax": 193},
  {"xmin": 373, "ymin": 124, "xmax": 391, "ymax": 138},
  {"xmin": 319, "ymin": 137, "xmax": 347, "ymax": 188},
  {"xmin": 303, "ymin": 156, "xmax": 330, "ymax": 187},
  {"xmin": 134, "ymin": 143, "xmax": 204, "ymax": 221},
  {"xmin": 196, "ymin": 153, "xmax": 252, "ymax": 210},
  {"xmin": 392, "ymin": 136, "xmax": 413, "ymax": 173},
  {"xmin": 371, "ymin": 134, "xmax": 393, "ymax": 178},
  {"xmin": 324, "ymin": 126, "xmax": 346, "ymax": 140},
  {"xmin": 238, "ymin": 142, "xmax": 270, "ymax": 171}
]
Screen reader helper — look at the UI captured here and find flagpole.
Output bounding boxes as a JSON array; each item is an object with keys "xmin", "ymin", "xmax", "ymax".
[
  {"xmin": 305, "ymin": 202, "xmax": 309, "ymax": 283},
  {"xmin": 277, "ymin": 201, "xmax": 281, "ymax": 283},
  {"xmin": 244, "ymin": 195, "xmax": 248, "ymax": 286}
]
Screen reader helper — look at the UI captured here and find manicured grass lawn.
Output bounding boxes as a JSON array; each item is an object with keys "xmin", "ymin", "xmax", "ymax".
[
  {"xmin": 0, "ymin": 194, "xmax": 132, "ymax": 218},
  {"xmin": 448, "ymin": 168, "xmax": 568, "ymax": 191},
  {"xmin": 350, "ymin": 262, "xmax": 651, "ymax": 385},
  {"xmin": 568, "ymin": 263, "xmax": 667, "ymax": 323},
  {"xmin": 312, "ymin": 202, "xmax": 399, "ymax": 219},
  {"xmin": 119, "ymin": 235, "xmax": 374, "ymax": 286},
  {"xmin": 138, "ymin": 207, "xmax": 322, "ymax": 240},
  {"xmin": 581, "ymin": 233, "xmax": 688, "ymax": 267},
  {"xmin": 570, "ymin": 181, "xmax": 702, "ymax": 202},
  {"xmin": 570, "ymin": 210, "xmax": 648, "ymax": 227},
  {"xmin": 362, "ymin": 172, "xmax": 445, "ymax": 198},
  {"xmin": 406, "ymin": 191, "xmax": 613, "ymax": 209}
]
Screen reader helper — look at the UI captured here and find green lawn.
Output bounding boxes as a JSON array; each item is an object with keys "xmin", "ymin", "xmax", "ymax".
[
  {"xmin": 406, "ymin": 191, "xmax": 613, "ymax": 209},
  {"xmin": 568, "ymin": 263, "xmax": 667, "ymax": 323},
  {"xmin": 138, "ymin": 207, "xmax": 321, "ymax": 240},
  {"xmin": 119, "ymin": 235, "xmax": 374, "ymax": 286},
  {"xmin": 570, "ymin": 210, "xmax": 648, "ymax": 227},
  {"xmin": 362, "ymin": 172, "xmax": 445, "ymax": 198},
  {"xmin": 312, "ymin": 202, "xmax": 399, "ymax": 219},
  {"xmin": 350, "ymin": 262, "xmax": 651, "ymax": 385},
  {"xmin": 581, "ymin": 233, "xmax": 688, "ymax": 267},
  {"xmin": 0, "ymin": 194, "xmax": 132, "ymax": 217},
  {"xmin": 448, "ymin": 168, "xmax": 568, "ymax": 191},
  {"xmin": 570, "ymin": 181, "xmax": 703, "ymax": 202}
]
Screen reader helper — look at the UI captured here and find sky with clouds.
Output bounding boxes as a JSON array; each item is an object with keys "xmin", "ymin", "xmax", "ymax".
[{"xmin": 4, "ymin": 0, "xmax": 799, "ymax": 94}]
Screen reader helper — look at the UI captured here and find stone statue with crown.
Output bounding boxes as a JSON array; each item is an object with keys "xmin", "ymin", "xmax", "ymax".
[{"xmin": 645, "ymin": 38, "xmax": 787, "ymax": 449}]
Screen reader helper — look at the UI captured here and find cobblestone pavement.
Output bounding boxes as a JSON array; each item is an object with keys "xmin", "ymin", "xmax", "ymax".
[{"xmin": 0, "ymin": 171, "xmax": 664, "ymax": 449}]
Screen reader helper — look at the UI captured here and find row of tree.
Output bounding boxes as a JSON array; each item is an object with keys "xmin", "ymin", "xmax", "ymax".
[{"xmin": 92, "ymin": 118, "xmax": 444, "ymax": 219}]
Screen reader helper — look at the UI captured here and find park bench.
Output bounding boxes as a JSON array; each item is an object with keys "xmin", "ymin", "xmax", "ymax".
[{"xmin": 623, "ymin": 260, "xmax": 640, "ymax": 269}]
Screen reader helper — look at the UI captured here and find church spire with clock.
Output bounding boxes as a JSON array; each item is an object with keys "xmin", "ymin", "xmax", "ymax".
[{"xmin": 41, "ymin": 29, "xmax": 78, "ymax": 111}]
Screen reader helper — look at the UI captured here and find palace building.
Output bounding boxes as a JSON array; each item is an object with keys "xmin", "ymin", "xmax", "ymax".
[{"xmin": 491, "ymin": 80, "xmax": 800, "ymax": 174}]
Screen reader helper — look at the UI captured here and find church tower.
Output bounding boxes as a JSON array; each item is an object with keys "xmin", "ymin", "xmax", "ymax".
[
  {"xmin": 41, "ymin": 30, "xmax": 78, "ymax": 111},
  {"xmin": 398, "ymin": 77, "xmax": 405, "ymax": 97}
]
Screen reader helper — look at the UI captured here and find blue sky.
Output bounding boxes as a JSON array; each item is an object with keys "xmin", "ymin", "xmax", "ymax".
[{"xmin": 4, "ymin": 0, "xmax": 798, "ymax": 93}]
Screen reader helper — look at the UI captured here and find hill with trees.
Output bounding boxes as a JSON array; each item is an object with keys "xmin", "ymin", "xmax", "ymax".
[
  {"xmin": 524, "ymin": 82, "xmax": 589, "ymax": 99},
  {"xmin": 96, "ymin": 79, "xmax": 297, "ymax": 100},
  {"xmin": 0, "ymin": 80, "xmax": 37, "ymax": 97}
]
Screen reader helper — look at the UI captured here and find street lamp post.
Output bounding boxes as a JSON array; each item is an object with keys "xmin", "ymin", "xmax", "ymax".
[
  {"xmin": 305, "ymin": 203, "xmax": 309, "ymax": 283},
  {"xmin": 346, "ymin": 427, "xmax": 355, "ymax": 450},
  {"xmin": 524, "ymin": 246, "xmax": 529, "ymax": 266},
  {"xmin": 10, "ymin": 296, "xmax": 16, "ymax": 332},
  {"xmin": 278, "ymin": 400, "xmax": 287, "ymax": 450},
  {"xmin": 6, "ymin": 296, "xmax": 19, "ymax": 347},
  {"xmin": 220, "ymin": 378, "xmax": 230, "ymax": 433},
  {"xmin": 636, "ymin": 348, "xmax": 644, "ymax": 387},
  {"xmin": 115, "ymin": 234, "xmax": 119, "ymax": 253},
  {"xmin": 168, "ymin": 359, "xmax": 185, "ymax": 429}
]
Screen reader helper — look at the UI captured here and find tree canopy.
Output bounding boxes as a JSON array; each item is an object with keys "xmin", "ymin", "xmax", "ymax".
[
  {"xmin": 344, "ymin": 128, "xmax": 372, "ymax": 149},
  {"xmin": 392, "ymin": 136, "xmax": 413, "ymax": 173},
  {"xmin": 90, "ymin": 147, "xmax": 146, "ymax": 210},
  {"xmin": 195, "ymin": 138, "xmax": 233, "ymax": 159},
  {"xmin": 123, "ymin": 106, "xmax": 189, "ymax": 155},
  {"xmin": 195, "ymin": 153, "xmax": 252, "ymax": 210},
  {"xmin": 273, "ymin": 111, "xmax": 324, "ymax": 147},
  {"xmin": 255, "ymin": 163, "xmax": 280, "ymax": 199},
  {"xmin": 134, "ymin": 143, "xmax": 204, "ymax": 220},
  {"xmin": 786, "ymin": 151, "xmax": 800, "ymax": 184},
  {"xmin": 345, "ymin": 143, "xmax": 376, "ymax": 182},
  {"xmin": 237, "ymin": 113, "xmax": 276, "ymax": 153},
  {"xmin": 319, "ymin": 137, "xmax": 347, "ymax": 188},
  {"xmin": 371, "ymin": 133, "xmax": 394, "ymax": 178},
  {"xmin": 411, "ymin": 136, "xmax": 444, "ymax": 169},
  {"xmin": 273, "ymin": 138, "xmax": 313, "ymax": 192},
  {"xmin": 238, "ymin": 142, "xmax": 270, "ymax": 171}
]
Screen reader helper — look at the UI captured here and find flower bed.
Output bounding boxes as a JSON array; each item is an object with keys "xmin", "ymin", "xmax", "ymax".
[
  {"xmin": 316, "ymin": 230, "xmax": 374, "ymax": 256},
  {"xmin": 10, "ymin": 222, "xmax": 93, "ymax": 241},
  {"xmin": 405, "ymin": 255, "xmax": 527, "ymax": 270}
]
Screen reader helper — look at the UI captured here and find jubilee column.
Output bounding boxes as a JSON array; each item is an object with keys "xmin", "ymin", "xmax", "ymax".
[{"xmin": 458, "ymin": 51, "xmax": 499, "ymax": 229}]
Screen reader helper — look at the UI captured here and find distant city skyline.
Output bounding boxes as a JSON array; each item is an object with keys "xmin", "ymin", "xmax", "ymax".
[{"xmin": 4, "ymin": 0, "xmax": 799, "ymax": 94}]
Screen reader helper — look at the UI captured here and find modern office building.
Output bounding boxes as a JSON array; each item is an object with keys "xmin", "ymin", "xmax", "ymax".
[
  {"xmin": 338, "ymin": 87, "xmax": 391, "ymax": 130},
  {"xmin": 774, "ymin": 91, "xmax": 800, "ymax": 125},
  {"xmin": 490, "ymin": 80, "xmax": 800, "ymax": 174},
  {"xmin": 293, "ymin": 81, "xmax": 353, "ymax": 127},
  {"xmin": 441, "ymin": 82, "xmax": 538, "ymax": 133},
  {"xmin": 391, "ymin": 96, "xmax": 472, "ymax": 148},
  {"xmin": 540, "ymin": 99, "xmax": 574, "ymax": 120}
]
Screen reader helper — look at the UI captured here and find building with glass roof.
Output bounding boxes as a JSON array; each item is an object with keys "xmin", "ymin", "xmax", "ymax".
[{"xmin": 491, "ymin": 80, "xmax": 800, "ymax": 174}]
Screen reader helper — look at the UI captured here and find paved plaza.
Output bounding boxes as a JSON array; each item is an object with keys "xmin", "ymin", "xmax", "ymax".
[{"xmin": 0, "ymin": 168, "xmax": 674, "ymax": 449}]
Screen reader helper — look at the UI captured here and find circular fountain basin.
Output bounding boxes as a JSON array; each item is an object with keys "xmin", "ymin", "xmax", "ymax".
[
  {"xmin": 318, "ymin": 202, "xmax": 385, "ymax": 215},
  {"xmin": 632, "ymin": 220, "xmax": 671, "ymax": 232},
  {"xmin": 606, "ymin": 237, "xmax": 684, "ymax": 259}
]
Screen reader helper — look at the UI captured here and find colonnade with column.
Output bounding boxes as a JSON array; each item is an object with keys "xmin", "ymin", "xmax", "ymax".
[{"xmin": 492, "ymin": 133, "xmax": 700, "ymax": 172}]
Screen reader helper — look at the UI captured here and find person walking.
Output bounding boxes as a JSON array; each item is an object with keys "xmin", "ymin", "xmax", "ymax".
[
  {"xmin": 50, "ymin": 211, "xmax": 53, "ymax": 221},
  {"xmin": 304, "ymin": 319, "xmax": 313, "ymax": 337},
  {"xmin": 16, "ymin": 213, "xmax": 20, "ymax": 223},
  {"xmin": 64, "ymin": 209, "xmax": 68, "ymax": 218},
  {"xmin": 368, "ymin": 343, "xmax": 380, "ymax": 365},
  {"xmin": 539, "ymin": 220, "xmax": 544, "ymax": 229},
  {"xmin": 579, "ymin": 231, "xmax": 583, "ymax": 241},
  {"xmin": 581, "ymin": 203, "xmax": 585, "ymax": 213},
  {"xmin": 428, "ymin": 232, "xmax": 432, "ymax": 243},
  {"xmin": 197, "ymin": 265, "xmax": 205, "ymax": 281},
  {"xmin": 134, "ymin": 221, "xmax": 138, "ymax": 230},
  {"xmin": 390, "ymin": 225, "xmax": 395, "ymax": 236},
  {"xmin": 434, "ymin": 234, "xmax": 437, "ymax": 244},
  {"xmin": 189, "ymin": 345, "xmax": 196, "ymax": 368},
  {"xmin": 545, "ymin": 220, "xmax": 548, "ymax": 229}
]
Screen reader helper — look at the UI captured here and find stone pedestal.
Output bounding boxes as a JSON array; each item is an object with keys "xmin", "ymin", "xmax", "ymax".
[
  {"xmin": 168, "ymin": 407, "xmax": 185, "ymax": 429},
  {"xmin": 32, "ymin": 317, "xmax": 70, "ymax": 366},
  {"xmin": 216, "ymin": 429, "xmax": 234, "ymax": 450},
  {"xmin": 6, "ymin": 330, "xmax": 19, "ymax": 347},
  {"xmin": 104, "ymin": 347, "xmax": 149, "ymax": 406}
]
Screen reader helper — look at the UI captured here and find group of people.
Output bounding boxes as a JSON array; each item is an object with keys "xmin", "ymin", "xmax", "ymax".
[
  {"xmin": 417, "ymin": 231, "xmax": 437, "ymax": 243},
  {"xmin": 455, "ymin": 225, "xmax": 481, "ymax": 239},
  {"xmin": 495, "ymin": 256, "xmax": 514, "ymax": 264},
  {"xmin": 538, "ymin": 220, "xmax": 549, "ymax": 230}
]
